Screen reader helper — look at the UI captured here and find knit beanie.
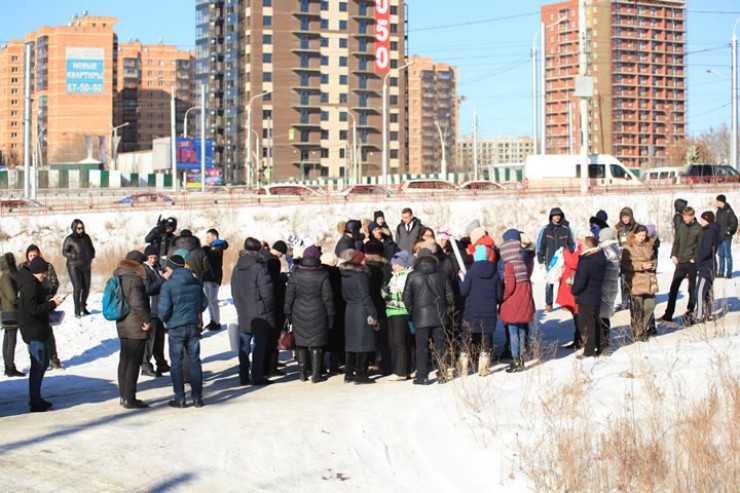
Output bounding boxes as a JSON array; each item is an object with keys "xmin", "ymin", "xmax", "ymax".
[
  {"xmin": 350, "ymin": 249, "xmax": 365, "ymax": 265},
  {"xmin": 320, "ymin": 252, "xmax": 338, "ymax": 266},
  {"xmin": 167, "ymin": 255, "xmax": 186, "ymax": 270},
  {"xmin": 473, "ymin": 245, "xmax": 488, "ymax": 262},
  {"xmin": 470, "ymin": 227, "xmax": 486, "ymax": 245},
  {"xmin": 717, "ymin": 194, "xmax": 727, "ymax": 204},
  {"xmin": 502, "ymin": 228, "xmax": 521, "ymax": 243},
  {"xmin": 391, "ymin": 251, "xmax": 412, "ymax": 268},
  {"xmin": 272, "ymin": 240, "xmax": 288, "ymax": 255},
  {"xmin": 596, "ymin": 210, "xmax": 608, "ymax": 222},
  {"xmin": 367, "ymin": 221, "xmax": 381, "ymax": 235},
  {"xmin": 303, "ymin": 246, "xmax": 320, "ymax": 259},
  {"xmin": 173, "ymin": 248, "xmax": 191, "ymax": 262},
  {"xmin": 144, "ymin": 245, "xmax": 159, "ymax": 257},
  {"xmin": 373, "ymin": 210, "xmax": 385, "ymax": 221},
  {"xmin": 701, "ymin": 211, "xmax": 715, "ymax": 224},
  {"xmin": 29, "ymin": 256, "xmax": 48, "ymax": 274},
  {"xmin": 125, "ymin": 250, "xmax": 146, "ymax": 263}
]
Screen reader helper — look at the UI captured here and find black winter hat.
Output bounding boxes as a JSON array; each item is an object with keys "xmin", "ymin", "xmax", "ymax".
[
  {"xmin": 167, "ymin": 255, "xmax": 186, "ymax": 270},
  {"xmin": 701, "ymin": 211, "xmax": 715, "ymax": 224},
  {"xmin": 717, "ymin": 194, "xmax": 727, "ymax": 204},
  {"xmin": 126, "ymin": 250, "xmax": 146, "ymax": 263},
  {"xmin": 272, "ymin": 240, "xmax": 288, "ymax": 255},
  {"xmin": 374, "ymin": 210, "xmax": 385, "ymax": 221},
  {"xmin": 29, "ymin": 256, "xmax": 48, "ymax": 274},
  {"xmin": 180, "ymin": 229, "xmax": 193, "ymax": 237},
  {"xmin": 344, "ymin": 220, "xmax": 361, "ymax": 233},
  {"xmin": 144, "ymin": 245, "xmax": 159, "ymax": 257}
]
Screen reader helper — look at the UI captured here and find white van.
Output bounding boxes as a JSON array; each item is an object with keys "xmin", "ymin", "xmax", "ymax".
[
  {"xmin": 524, "ymin": 154, "xmax": 642, "ymax": 188},
  {"xmin": 641, "ymin": 166, "xmax": 685, "ymax": 185}
]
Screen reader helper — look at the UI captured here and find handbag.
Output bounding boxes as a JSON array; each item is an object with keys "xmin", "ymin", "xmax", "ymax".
[{"xmin": 278, "ymin": 323, "xmax": 296, "ymax": 351}]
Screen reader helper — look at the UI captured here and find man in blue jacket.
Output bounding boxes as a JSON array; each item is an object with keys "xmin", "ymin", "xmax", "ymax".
[
  {"xmin": 571, "ymin": 237, "xmax": 606, "ymax": 358},
  {"xmin": 159, "ymin": 254, "xmax": 208, "ymax": 408},
  {"xmin": 695, "ymin": 211, "xmax": 721, "ymax": 323}
]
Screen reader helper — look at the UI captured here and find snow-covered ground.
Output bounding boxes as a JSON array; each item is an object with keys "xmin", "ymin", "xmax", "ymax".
[{"xmin": 0, "ymin": 190, "xmax": 738, "ymax": 492}]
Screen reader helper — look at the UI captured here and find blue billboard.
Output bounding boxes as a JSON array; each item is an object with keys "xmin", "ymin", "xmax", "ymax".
[
  {"xmin": 176, "ymin": 137, "xmax": 214, "ymax": 170},
  {"xmin": 66, "ymin": 48, "xmax": 104, "ymax": 94}
]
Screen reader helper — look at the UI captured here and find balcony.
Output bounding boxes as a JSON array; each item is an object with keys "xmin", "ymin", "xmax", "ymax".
[{"xmin": 292, "ymin": 10, "xmax": 321, "ymax": 20}]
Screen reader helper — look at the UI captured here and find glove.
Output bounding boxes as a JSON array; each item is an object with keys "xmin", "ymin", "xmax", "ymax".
[{"xmin": 327, "ymin": 316, "xmax": 334, "ymax": 330}]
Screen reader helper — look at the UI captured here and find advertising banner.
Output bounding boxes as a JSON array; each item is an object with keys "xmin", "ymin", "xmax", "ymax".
[
  {"xmin": 185, "ymin": 168, "xmax": 224, "ymax": 189},
  {"xmin": 176, "ymin": 137, "xmax": 214, "ymax": 170},
  {"xmin": 374, "ymin": 0, "xmax": 390, "ymax": 73},
  {"xmin": 66, "ymin": 48, "xmax": 105, "ymax": 94}
]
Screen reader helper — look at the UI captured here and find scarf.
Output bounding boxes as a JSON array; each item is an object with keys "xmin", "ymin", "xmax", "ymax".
[{"xmin": 500, "ymin": 239, "xmax": 529, "ymax": 283}]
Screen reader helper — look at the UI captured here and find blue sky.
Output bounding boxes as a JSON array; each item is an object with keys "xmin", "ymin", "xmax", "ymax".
[{"xmin": 1, "ymin": 0, "xmax": 737, "ymax": 138}]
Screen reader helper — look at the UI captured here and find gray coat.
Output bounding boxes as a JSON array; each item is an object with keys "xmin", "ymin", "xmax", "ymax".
[
  {"xmin": 599, "ymin": 238, "xmax": 621, "ymax": 318},
  {"xmin": 395, "ymin": 217, "xmax": 424, "ymax": 254},
  {"xmin": 340, "ymin": 262, "xmax": 377, "ymax": 353},
  {"xmin": 113, "ymin": 260, "xmax": 151, "ymax": 340}
]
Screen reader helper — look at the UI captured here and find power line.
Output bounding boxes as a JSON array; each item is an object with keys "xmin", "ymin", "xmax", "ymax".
[{"xmin": 410, "ymin": 12, "xmax": 539, "ymax": 33}]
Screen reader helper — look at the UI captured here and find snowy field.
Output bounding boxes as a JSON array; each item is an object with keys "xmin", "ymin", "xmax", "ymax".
[{"xmin": 0, "ymin": 190, "xmax": 738, "ymax": 492}]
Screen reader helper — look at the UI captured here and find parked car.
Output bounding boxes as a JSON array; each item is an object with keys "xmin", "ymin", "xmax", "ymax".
[
  {"xmin": 256, "ymin": 184, "xmax": 323, "ymax": 197},
  {"xmin": 398, "ymin": 179, "xmax": 459, "ymax": 193},
  {"xmin": 337, "ymin": 184, "xmax": 394, "ymax": 197},
  {"xmin": 115, "ymin": 193, "xmax": 174, "ymax": 205},
  {"xmin": 684, "ymin": 164, "xmax": 740, "ymax": 184},
  {"xmin": 0, "ymin": 198, "xmax": 45, "ymax": 210},
  {"xmin": 459, "ymin": 181, "xmax": 505, "ymax": 192}
]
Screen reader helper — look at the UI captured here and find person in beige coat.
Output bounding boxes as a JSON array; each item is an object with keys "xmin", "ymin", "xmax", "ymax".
[{"xmin": 620, "ymin": 225, "xmax": 659, "ymax": 341}]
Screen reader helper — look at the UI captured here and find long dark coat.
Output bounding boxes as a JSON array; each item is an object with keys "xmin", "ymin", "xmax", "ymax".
[
  {"xmin": 231, "ymin": 252, "xmax": 275, "ymax": 333},
  {"xmin": 284, "ymin": 256, "xmax": 334, "ymax": 347},
  {"xmin": 403, "ymin": 255, "xmax": 454, "ymax": 329},
  {"xmin": 113, "ymin": 259, "xmax": 151, "ymax": 340},
  {"xmin": 340, "ymin": 262, "xmax": 377, "ymax": 352},
  {"xmin": 459, "ymin": 259, "xmax": 501, "ymax": 333}
]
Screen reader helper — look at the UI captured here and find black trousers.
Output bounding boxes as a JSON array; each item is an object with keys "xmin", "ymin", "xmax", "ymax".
[
  {"xmin": 387, "ymin": 315, "xmax": 411, "ymax": 377},
  {"xmin": 263, "ymin": 325, "xmax": 281, "ymax": 375},
  {"xmin": 375, "ymin": 315, "xmax": 392, "ymax": 376},
  {"xmin": 2, "ymin": 328, "xmax": 18, "ymax": 370},
  {"xmin": 118, "ymin": 338, "xmax": 146, "ymax": 401},
  {"xmin": 576, "ymin": 304, "xmax": 601, "ymax": 357},
  {"xmin": 414, "ymin": 326, "xmax": 446, "ymax": 381},
  {"xmin": 143, "ymin": 318, "xmax": 167, "ymax": 368},
  {"xmin": 68, "ymin": 264, "xmax": 92, "ymax": 315},
  {"xmin": 664, "ymin": 262, "xmax": 697, "ymax": 318}
]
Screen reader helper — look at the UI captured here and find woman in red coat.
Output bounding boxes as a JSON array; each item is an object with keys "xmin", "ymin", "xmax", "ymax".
[
  {"xmin": 556, "ymin": 242, "xmax": 583, "ymax": 348},
  {"xmin": 500, "ymin": 230, "xmax": 535, "ymax": 372}
]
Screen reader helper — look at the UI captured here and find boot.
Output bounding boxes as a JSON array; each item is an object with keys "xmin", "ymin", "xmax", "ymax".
[
  {"xmin": 141, "ymin": 364, "xmax": 156, "ymax": 377},
  {"xmin": 50, "ymin": 357, "xmax": 64, "ymax": 370},
  {"xmin": 458, "ymin": 352, "xmax": 469, "ymax": 377},
  {"xmin": 478, "ymin": 352, "xmax": 491, "ymax": 377},
  {"xmin": 297, "ymin": 347, "xmax": 309, "ymax": 382},
  {"xmin": 354, "ymin": 353, "xmax": 374, "ymax": 384},
  {"xmin": 506, "ymin": 356, "xmax": 525, "ymax": 373},
  {"xmin": 329, "ymin": 351, "xmax": 343, "ymax": 375},
  {"xmin": 310, "ymin": 348, "xmax": 327, "ymax": 383},
  {"xmin": 5, "ymin": 366, "xmax": 25, "ymax": 377},
  {"xmin": 344, "ymin": 353, "xmax": 355, "ymax": 383}
]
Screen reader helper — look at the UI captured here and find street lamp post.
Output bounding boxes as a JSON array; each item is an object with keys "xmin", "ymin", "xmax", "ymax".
[
  {"xmin": 183, "ymin": 106, "xmax": 199, "ymax": 138},
  {"xmin": 433, "ymin": 119, "xmax": 447, "ymax": 178},
  {"xmin": 347, "ymin": 111, "xmax": 358, "ymax": 185},
  {"xmin": 531, "ymin": 28, "xmax": 538, "ymax": 155},
  {"xmin": 251, "ymin": 128, "xmax": 261, "ymax": 184},
  {"xmin": 170, "ymin": 83, "xmax": 177, "ymax": 192},
  {"xmin": 246, "ymin": 90, "xmax": 272, "ymax": 188},
  {"xmin": 382, "ymin": 61, "xmax": 413, "ymax": 187},
  {"xmin": 732, "ymin": 18, "xmax": 740, "ymax": 170},
  {"xmin": 110, "ymin": 122, "xmax": 130, "ymax": 172}
]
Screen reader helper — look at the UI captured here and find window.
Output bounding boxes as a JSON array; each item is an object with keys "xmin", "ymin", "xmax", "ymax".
[
  {"xmin": 339, "ymin": 38, "xmax": 347, "ymax": 48},
  {"xmin": 263, "ymin": 34, "xmax": 272, "ymax": 44},
  {"xmin": 339, "ymin": 93, "xmax": 348, "ymax": 103},
  {"xmin": 339, "ymin": 75, "xmax": 348, "ymax": 85},
  {"xmin": 321, "ymin": 111, "xmax": 329, "ymax": 121},
  {"xmin": 320, "ymin": 74, "xmax": 329, "ymax": 84},
  {"xmin": 339, "ymin": 130, "xmax": 348, "ymax": 140},
  {"xmin": 339, "ymin": 2, "xmax": 348, "ymax": 12},
  {"xmin": 263, "ymin": 53, "xmax": 272, "ymax": 63},
  {"xmin": 320, "ymin": 19, "xmax": 328, "ymax": 29},
  {"xmin": 320, "ymin": 1, "xmax": 328, "ymax": 9},
  {"xmin": 320, "ymin": 55, "xmax": 328, "ymax": 66},
  {"xmin": 321, "ymin": 37, "xmax": 329, "ymax": 47},
  {"xmin": 264, "ymin": 0, "xmax": 271, "ymax": 5},
  {"xmin": 264, "ymin": 16, "xmax": 272, "ymax": 26},
  {"xmin": 339, "ymin": 20, "xmax": 347, "ymax": 30},
  {"xmin": 321, "ymin": 129, "xmax": 329, "ymax": 139},
  {"xmin": 339, "ymin": 112, "xmax": 348, "ymax": 122},
  {"xmin": 320, "ymin": 92, "xmax": 329, "ymax": 103},
  {"xmin": 339, "ymin": 148, "xmax": 346, "ymax": 159},
  {"xmin": 339, "ymin": 56, "xmax": 347, "ymax": 67}
]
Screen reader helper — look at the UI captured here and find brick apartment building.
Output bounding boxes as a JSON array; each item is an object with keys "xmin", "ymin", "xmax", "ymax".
[
  {"xmin": 406, "ymin": 56, "xmax": 458, "ymax": 175},
  {"xmin": 195, "ymin": 0, "xmax": 407, "ymax": 183},
  {"xmin": 542, "ymin": 0, "xmax": 686, "ymax": 168}
]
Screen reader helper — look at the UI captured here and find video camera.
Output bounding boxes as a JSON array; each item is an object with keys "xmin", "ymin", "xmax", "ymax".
[{"xmin": 156, "ymin": 215, "xmax": 177, "ymax": 234}]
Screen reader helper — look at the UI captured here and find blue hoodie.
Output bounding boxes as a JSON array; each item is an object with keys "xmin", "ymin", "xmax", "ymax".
[{"xmin": 158, "ymin": 267, "xmax": 207, "ymax": 329}]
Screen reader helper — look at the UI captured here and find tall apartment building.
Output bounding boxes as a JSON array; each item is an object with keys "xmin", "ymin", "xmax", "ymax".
[
  {"xmin": 542, "ymin": 0, "xmax": 686, "ymax": 168},
  {"xmin": 115, "ymin": 42, "xmax": 195, "ymax": 153},
  {"xmin": 0, "ymin": 15, "xmax": 117, "ymax": 167},
  {"xmin": 196, "ymin": 0, "xmax": 407, "ymax": 183},
  {"xmin": 457, "ymin": 136, "xmax": 534, "ymax": 171},
  {"xmin": 406, "ymin": 56, "xmax": 458, "ymax": 175}
]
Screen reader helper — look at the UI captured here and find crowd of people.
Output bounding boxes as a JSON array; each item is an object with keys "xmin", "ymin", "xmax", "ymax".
[{"xmin": 1, "ymin": 194, "xmax": 736, "ymax": 412}]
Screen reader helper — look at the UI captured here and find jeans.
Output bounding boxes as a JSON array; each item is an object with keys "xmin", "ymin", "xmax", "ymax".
[
  {"xmin": 67, "ymin": 264, "xmax": 91, "ymax": 315},
  {"xmin": 28, "ymin": 340, "xmax": 49, "ymax": 406},
  {"xmin": 168, "ymin": 325, "xmax": 202, "ymax": 402},
  {"xmin": 414, "ymin": 326, "xmax": 446, "ymax": 381},
  {"xmin": 118, "ymin": 338, "xmax": 146, "ymax": 401},
  {"xmin": 203, "ymin": 282, "xmax": 220, "ymax": 325},
  {"xmin": 545, "ymin": 283, "xmax": 554, "ymax": 306},
  {"xmin": 506, "ymin": 324, "xmax": 527, "ymax": 359},
  {"xmin": 717, "ymin": 239, "xmax": 733, "ymax": 277},
  {"xmin": 238, "ymin": 327, "xmax": 269, "ymax": 382},
  {"xmin": 664, "ymin": 262, "xmax": 697, "ymax": 318}
]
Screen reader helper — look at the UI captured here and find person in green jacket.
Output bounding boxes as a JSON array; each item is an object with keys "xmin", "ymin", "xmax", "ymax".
[
  {"xmin": 384, "ymin": 251, "xmax": 413, "ymax": 380},
  {"xmin": 661, "ymin": 206, "xmax": 703, "ymax": 325}
]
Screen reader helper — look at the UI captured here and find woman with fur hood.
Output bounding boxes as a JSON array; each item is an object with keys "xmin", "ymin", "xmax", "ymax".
[
  {"xmin": 114, "ymin": 251, "xmax": 152, "ymax": 409},
  {"xmin": 621, "ymin": 225, "xmax": 659, "ymax": 342},
  {"xmin": 499, "ymin": 230, "xmax": 535, "ymax": 373}
]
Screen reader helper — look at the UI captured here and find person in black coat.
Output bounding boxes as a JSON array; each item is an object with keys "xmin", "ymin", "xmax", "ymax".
[
  {"xmin": 403, "ymin": 253, "xmax": 454, "ymax": 385},
  {"xmin": 62, "ymin": 218, "xmax": 95, "ymax": 317},
  {"xmin": 335, "ymin": 220, "xmax": 363, "ymax": 256},
  {"xmin": 536, "ymin": 207, "xmax": 574, "ymax": 312},
  {"xmin": 321, "ymin": 252, "xmax": 346, "ymax": 374},
  {"xmin": 261, "ymin": 240, "xmax": 288, "ymax": 377},
  {"xmin": 114, "ymin": 252, "xmax": 152, "ymax": 409},
  {"xmin": 364, "ymin": 239, "xmax": 393, "ymax": 376},
  {"xmin": 141, "ymin": 245, "xmax": 170, "ymax": 377},
  {"xmin": 695, "ymin": 211, "xmax": 721, "ymax": 322},
  {"xmin": 145, "ymin": 216, "xmax": 177, "ymax": 267},
  {"xmin": 202, "ymin": 228, "xmax": 229, "ymax": 331},
  {"xmin": 18, "ymin": 257, "xmax": 64, "ymax": 412},
  {"xmin": 167, "ymin": 230, "xmax": 213, "ymax": 281},
  {"xmin": 571, "ymin": 237, "xmax": 607, "ymax": 358},
  {"xmin": 284, "ymin": 246, "xmax": 334, "ymax": 383},
  {"xmin": 368, "ymin": 221, "xmax": 399, "ymax": 261},
  {"xmin": 340, "ymin": 249, "xmax": 378, "ymax": 384},
  {"xmin": 231, "ymin": 237, "xmax": 275, "ymax": 386}
]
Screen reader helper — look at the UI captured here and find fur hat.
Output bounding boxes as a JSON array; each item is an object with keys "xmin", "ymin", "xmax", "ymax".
[
  {"xmin": 125, "ymin": 250, "xmax": 146, "ymax": 263},
  {"xmin": 320, "ymin": 252, "xmax": 338, "ymax": 266},
  {"xmin": 272, "ymin": 240, "xmax": 288, "ymax": 255},
  {"xmin": 167, "ymin": 255, "xmax": 186, "ymax": 270},
  {"xmin": 29, "ymin": 256, "xmax": 48, "ymax": 274},
  {"xmin": 470, "ymin": 227, "xmax": 486, "ymax": 245},
  {"xmin": 701, "ymin": 211, "xmax": 715, "ymax": 224}
]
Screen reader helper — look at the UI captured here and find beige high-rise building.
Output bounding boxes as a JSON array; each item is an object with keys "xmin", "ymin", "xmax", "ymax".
[
  {"xmin": 542, "ymin": 0, "xmax": 686, "ymax": 168},
  {"xmin": 457, "ymin": 136, "xmax": 534, "ymax": 171},
  {"xmin": 196, "ymin": 0, "xmax": 407, "ymax": 183},
  {"xmin": 406, "ymin": 56, "xmax": 458, "ymax": 175},
  {"xmin": 115, "ymin": 42, "xmax": 195, "ymax": 153}
]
